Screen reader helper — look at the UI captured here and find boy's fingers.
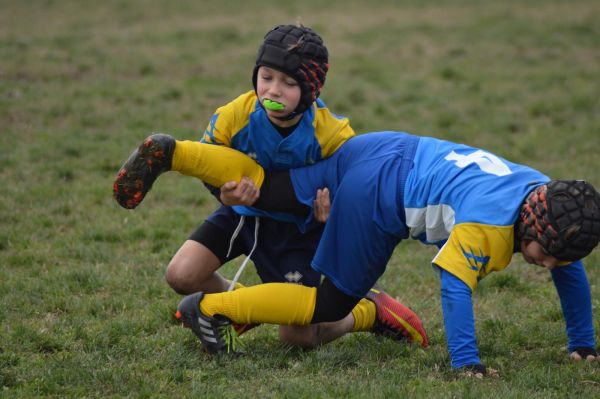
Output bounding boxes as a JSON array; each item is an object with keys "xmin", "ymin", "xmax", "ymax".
[
  {"xmin": 221, "ymin": 181, "xmax": 238, "ymax": 191},
  {"xmin": 570, "ymin": 352, "xmax": 597, "ymax": 362},
  {"xmin": 570, "ymin": 348, "xmax": 598, "ymax": 362},
  {"xmin": 313, "ymin": 188, "xmax": 330, "ymax": 222},
  {"xmin": 322, "ymin": 187, "xmax": 330, "ymax": 206}
]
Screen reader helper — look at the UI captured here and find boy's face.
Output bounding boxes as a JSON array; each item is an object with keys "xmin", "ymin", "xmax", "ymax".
[
  {"xmin": 520, "ymin": 240, "xmax": 569, "ymax": 269},
  {"xmin": 256, "ymin": 66, "xmax": 302, "ymax": 125}
]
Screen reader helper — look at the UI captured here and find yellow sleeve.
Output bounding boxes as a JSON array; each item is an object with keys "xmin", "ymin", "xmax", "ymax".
[
  {"xmin": 201, "ymin": 91, "xmax": 255, "ymax": 147},
  {"xmin": 313, "ymin": 105, "xmax": 355, "ymax": 157},
  {"xmin": 433, "ymin": 223, "xmax": 515, "ymax": 291}
]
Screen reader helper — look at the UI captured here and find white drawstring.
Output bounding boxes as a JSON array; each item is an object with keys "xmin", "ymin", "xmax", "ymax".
[
  {"xmin": 226, "ymin": 215, "xmax": 246, "ymax": 258},
  {"xmin": 228, "ymin": 216, "xmax": 260, "ymax": 291}
]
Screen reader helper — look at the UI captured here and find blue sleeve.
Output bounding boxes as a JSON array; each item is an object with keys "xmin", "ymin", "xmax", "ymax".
[
  {"xmin": 438, "ymin": 267, "xmax": 481, "ymax": 368},
  {"xmin": 551, "ymin": 260, "xmax": 595, "ymax": 351}
]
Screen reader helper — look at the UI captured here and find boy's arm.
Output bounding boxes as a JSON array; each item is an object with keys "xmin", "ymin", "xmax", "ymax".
[
  {"xmin": 437, "ymin": 266, "xmax": 483, "ymax": 370},
  {"xmin": 438, "ymin": 266, "xmax": 502, "ymax": 377},
  {"xmin": 550, "ymin": 260, "xmax": 597, "ymax": 359}
]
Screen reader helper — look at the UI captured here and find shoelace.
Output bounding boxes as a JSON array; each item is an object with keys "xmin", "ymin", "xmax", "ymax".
[
  {"xmin": 220, "ymin": 323, "xmax": 242, "ymax": 353},
  {"xmin": 227, "ymin": 216, "xmax": 260, "ymax": 291}
]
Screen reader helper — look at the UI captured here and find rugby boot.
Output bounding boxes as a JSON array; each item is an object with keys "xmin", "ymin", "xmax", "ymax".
[
  {"xmin": 175, "ymin": 292, "xmax": 241, "ymax": 354},
  {"xmin": 113, "ymin": 133, "xmax": 175, "ymax": 209},
  {"xmin": 366, "ymin": 287, "xmax": 429, "ymax": 348}
]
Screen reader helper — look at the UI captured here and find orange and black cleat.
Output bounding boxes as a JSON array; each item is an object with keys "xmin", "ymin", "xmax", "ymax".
[
  {"xmin": 366, "ymin": 287, "xmax": 429, "ymax": 348},
  {"xmin": 113, "ymin": 133, "xmax": 175, "ymax": 209}
]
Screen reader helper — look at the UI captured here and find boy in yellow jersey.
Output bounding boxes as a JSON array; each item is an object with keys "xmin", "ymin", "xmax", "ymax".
[
  {"xmin": 116, "ymin": 131, "xmax": 598, "ymax": 375},
  {"xmin": 114, "ymin": 25, "xmax": 428, "ymax": 348}
]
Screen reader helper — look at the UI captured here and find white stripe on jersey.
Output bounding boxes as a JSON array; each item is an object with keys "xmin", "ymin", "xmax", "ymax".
[{"xmin": 405, "ymin": 204, "xmax": 456, "ymax": 244}]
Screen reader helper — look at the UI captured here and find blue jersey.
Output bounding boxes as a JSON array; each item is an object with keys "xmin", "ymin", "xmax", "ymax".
[
  {"xmin": 201, "ymin": 90, "xmax": 354, "ymax": 223},
  {"xmin": 405, "ymin": 136, "xmax": 549, "ymax": 290},
  {"xmin": 290, "ymin": 131, "xmax": 594, "ymax": 367},
  {"xmin": 292, "ymin": 131, "xmax": 549, "ymax": 295}
]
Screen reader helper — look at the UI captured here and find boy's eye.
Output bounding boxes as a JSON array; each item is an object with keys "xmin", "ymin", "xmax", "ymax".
[
  {"xmin": 261, "ymin": 75, "xmax": 272, "ymax": 81},
  {"xmin": 285, "ymin": 80, "xmax": 298, "ymax": 86}
]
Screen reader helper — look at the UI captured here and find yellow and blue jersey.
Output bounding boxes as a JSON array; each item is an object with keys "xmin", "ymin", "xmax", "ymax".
[
  {"xmin": 290, "ymin": 131, "xmax": 593, "ymax": 369},
  {"xmin": 404, "ymin": 136, "xmax": 549, "ymax": 291},
  {"xmin": 292, "ymin": 131, "xmax": 549, "ymax": 295},
  {"xmin": 202, "ymin": 90, "xmax": 354, "ymax": 222}
]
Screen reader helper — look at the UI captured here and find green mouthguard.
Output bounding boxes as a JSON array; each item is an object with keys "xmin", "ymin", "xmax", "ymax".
[{"xmin": 263, "ymin": 99, "xmax": 285, "ymax": 111}]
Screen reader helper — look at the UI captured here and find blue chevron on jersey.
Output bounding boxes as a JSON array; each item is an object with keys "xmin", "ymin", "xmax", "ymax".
[
  {"xmin": 460, "ymin": 244, "xmax": 491, "ymax": 272},
  {"xmin": 204, "ymin": 113, "xmax": 220, "ymax": 144}
]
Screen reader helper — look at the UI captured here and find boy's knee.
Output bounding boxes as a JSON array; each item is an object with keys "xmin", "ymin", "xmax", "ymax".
[
  {"xmin": 165, "ymin": 251, "xmax": 226, "ymax": 294},
  {"xmin": 165, "ymin": 259, "xmax": 207, "ymax": 295},
  {"xmin": 165, "ymin": 261, "xmax": 189, "ymax": 295}
]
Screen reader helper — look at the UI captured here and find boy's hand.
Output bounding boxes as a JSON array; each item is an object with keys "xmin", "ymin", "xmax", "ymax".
[
  {"xmin": 570, "ymin": 347, "xmax": 598, "ymax": 362},
  {"xmin": 220, "ymin": 177, "xmax": 259, "ymax": 206},
  {"xmin": 313, "ymin": 188, "xmax": 331, "ymax": 223},
  {"xmin": 460, "ymin": 364, "xmax": 499, "ymax": 379}
]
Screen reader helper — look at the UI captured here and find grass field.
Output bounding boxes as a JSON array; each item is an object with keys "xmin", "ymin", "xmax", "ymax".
[{"xmin": 1, "ymin": 0, "xmax": 600, "ymax": 397}]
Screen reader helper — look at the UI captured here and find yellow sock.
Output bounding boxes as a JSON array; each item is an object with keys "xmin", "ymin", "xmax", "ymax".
[
  {"xmin": 230, "ymin": 281, "xmax": 245, "ymax": 290},
  {"xmin": 200, "ymin": 283, "xmax": 317, "ymax": 326},
  {"xmin": 351, "ymin": 298, "xmax": 376, "ymax": 332},
  {"xmin": 172, "ymin": 140, "xmax": 265, "ymax": 188}
]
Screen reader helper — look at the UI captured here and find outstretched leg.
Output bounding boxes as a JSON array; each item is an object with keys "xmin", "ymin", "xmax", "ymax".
[{"xmin": 113, "ymin": 133, "xmax": 265, "ymax": 209}]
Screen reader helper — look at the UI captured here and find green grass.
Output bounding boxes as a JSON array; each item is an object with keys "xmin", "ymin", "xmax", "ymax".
[{"xmin": 1, "ymin": 0, "xmax": 599, "ymax": 397}]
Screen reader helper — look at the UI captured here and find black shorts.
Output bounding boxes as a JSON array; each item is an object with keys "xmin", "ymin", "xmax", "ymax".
[{"xmin": 189, "ymin": 205, "xmax": 323, "ymax": 286}]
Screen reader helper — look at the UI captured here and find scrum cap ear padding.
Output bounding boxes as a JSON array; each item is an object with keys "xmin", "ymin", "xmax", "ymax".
[{"xmin": 519, "ymin": 180, "xmax": 600, "ymax": 261}]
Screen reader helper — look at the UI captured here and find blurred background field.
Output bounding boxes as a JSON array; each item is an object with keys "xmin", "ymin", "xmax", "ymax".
[{"xmin": 1, "ymin": 0, "xmax": 599, "ymax": 397}]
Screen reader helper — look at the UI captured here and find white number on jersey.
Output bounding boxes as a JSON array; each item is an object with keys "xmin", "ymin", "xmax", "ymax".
[{"xmin": 445, "ymin": 150, "xmax": 512, "ymax": 176}]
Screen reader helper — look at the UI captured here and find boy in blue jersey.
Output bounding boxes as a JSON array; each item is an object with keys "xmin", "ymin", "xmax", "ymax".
[
  {"xmin": 114, "ymin": 26, "xmax": 428, "ymax": 348},
  {"xmin": 117, "ymin": 131, "xmax": 600, "ymax": 375}
]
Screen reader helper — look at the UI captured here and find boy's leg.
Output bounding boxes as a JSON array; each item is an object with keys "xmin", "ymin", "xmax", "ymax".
[
  {"xmin": 248, "ymin": 218, "xmax": 347, "ymax": 347},
  {"xmin": 177, "ymin": 281, "xmax": 429, "ymax": 353},
  {"xmin": 166, "ymin": 206, "xmax": 247, "ymax": 295},
  {"xmin": 114, "ymin": 134, "xmax": 264, "ymax": 209},
  {"xmin": 249, "ymin": 219, "xmax": 361, "ymax": 348},
  {"xmin": 278, "ymin": 316, "xmax": 355, "ymax": 348},
  {"xmin": 279, "ymin": 289, "xmax": 428, "ymax": 349}
]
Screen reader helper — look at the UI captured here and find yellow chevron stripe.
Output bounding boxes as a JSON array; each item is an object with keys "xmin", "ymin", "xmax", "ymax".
[{"xmin": 383, "ymin": 305, "xmax": 423, "ymax": 345}]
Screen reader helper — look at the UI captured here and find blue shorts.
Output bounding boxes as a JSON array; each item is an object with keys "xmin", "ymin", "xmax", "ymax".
[
  {"xmin": 290, "ymin": 132, "xmax": 419, "ymax": 297},
  {"xmin": 190, "ymin": 205, "xmax": 323, "ymax": 286}
]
